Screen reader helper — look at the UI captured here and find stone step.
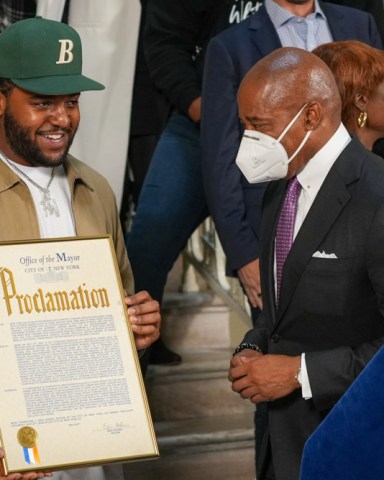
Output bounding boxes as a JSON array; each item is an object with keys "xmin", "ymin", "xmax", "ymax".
[
  {"xmin": 146, "ymin": 348, "xmax": 255, "ymax": 421},
  {"xmin": 133, "ymin": 291, "xmax": 257, "ymax": 479},
  {"xmin": 161, "ymin": 292, "xmax": 240, "ymax": 351},
  {"xmin": 123, "ymin": 412, "xmax": 256, "ymax": 480}
]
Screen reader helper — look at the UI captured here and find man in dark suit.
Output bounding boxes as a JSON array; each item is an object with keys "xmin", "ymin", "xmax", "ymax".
[
  {"xmin": 201, "ymin": 0, "xmax": 383, "ymax": 318},
  {"xmin": 229, "ymin": 46, "xmax": 384, "ymax": 480}
]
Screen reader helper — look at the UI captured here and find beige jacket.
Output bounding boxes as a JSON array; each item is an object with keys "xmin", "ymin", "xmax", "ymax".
[{"xmin": 0, "ymin": 155, "xmax": 134, "ymax": 293}]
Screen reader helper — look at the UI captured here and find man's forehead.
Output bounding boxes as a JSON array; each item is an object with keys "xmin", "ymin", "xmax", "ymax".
[
  {"xmin": 238, "ymin": 78, "xmax": 278, "ymax": 108},
  {"xmin": 9, "ymin": 85, "xmax": 81, "ymax": 99}
]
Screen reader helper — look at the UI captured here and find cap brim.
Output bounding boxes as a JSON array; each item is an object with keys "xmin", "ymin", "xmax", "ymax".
[{"xmin": 11, "ymin": 74, "xmax": 105, "ymax": 95}]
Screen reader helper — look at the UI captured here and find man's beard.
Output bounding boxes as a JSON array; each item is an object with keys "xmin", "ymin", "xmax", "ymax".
[{"xmin": 4, "ymin": 107, "xmax": 75, "ymax": 167}]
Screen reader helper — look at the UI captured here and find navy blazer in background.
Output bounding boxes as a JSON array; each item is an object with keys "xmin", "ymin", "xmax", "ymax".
[
  {"xmin": 300, "ymin": 346, "xmax": 384, "ymax": 480},
  {"xmin": 201, "ymin": 2, "xmax": 383, "ymax": 276}
]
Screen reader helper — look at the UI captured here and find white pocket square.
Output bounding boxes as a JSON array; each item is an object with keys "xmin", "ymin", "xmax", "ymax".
[{"xmin": 312, "ymin": 250, "xmax": 338, "ymax": 259}]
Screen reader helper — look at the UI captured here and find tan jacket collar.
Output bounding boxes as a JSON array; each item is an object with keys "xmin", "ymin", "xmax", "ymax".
[{"xmin": 0, "ymin": 154, "xmax": 95, "ymax": 193}]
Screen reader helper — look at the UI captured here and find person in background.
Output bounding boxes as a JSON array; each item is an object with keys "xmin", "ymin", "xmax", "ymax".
[
  {"xmin": 0, "ymin": 16, "xmax": 160, "ymax": 480},
  {"xmin": 230, "ymin": 46, "xmax": 384, "ymax": 480},
  {"xmin": 126, "ymin": 0, "xmax": 264, "ymax": 366},
  {"xmin": 313, "ymin": 40, "xmax": 384, "ymax": 153}
]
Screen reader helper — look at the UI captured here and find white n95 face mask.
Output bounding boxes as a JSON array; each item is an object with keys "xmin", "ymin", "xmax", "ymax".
[{"xmin": 236, "ymin": 103, "xmax": 312, "ymax": 183}]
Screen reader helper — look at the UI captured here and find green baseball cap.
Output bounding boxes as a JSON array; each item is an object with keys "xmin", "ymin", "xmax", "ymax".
[{"xmin": 0, "ymin": 16, "xmax": 105, "ymax": 95}]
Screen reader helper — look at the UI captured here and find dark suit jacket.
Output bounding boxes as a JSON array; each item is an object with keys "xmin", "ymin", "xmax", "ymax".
[
  {"xmin": 201, "ymin": 2, "xmax": 383, "ymax": 276},
  {"xmin": 243, "ymin": 137, "xmax": 384, "ymax": 480},
  {"xmin": 331, "ymin": 0, "xmax": 384, "ymax": 44}
]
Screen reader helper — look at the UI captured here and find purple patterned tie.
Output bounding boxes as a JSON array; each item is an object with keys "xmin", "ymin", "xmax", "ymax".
[{"xmin": 275, "ymin": 177, "xmax": 302, "ymax": 303}]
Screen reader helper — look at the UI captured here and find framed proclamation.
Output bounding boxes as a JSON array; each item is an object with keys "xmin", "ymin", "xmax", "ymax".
[{"xmin": 0, "ymin": 236, "xmax": 159, "ymax": 474}]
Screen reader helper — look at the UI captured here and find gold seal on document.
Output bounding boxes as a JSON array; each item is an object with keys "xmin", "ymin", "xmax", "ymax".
[{"xmin": 17, "ymin": 426, "xmax": 38, "ymax": 448}]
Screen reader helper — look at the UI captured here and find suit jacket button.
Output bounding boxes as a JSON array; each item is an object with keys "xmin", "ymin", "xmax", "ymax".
[{"xmin": 271, "ymin": 334, "xmax": 280, "ymax": 343}]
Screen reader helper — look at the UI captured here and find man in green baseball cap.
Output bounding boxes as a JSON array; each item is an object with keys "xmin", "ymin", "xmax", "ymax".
[
  {"xmin": 0, "ymin": 16, "xmax": 105, "ymax": 170},
  {"xmin": 0, "ymin": 16, "xmax": 160, "ymax": 480}
]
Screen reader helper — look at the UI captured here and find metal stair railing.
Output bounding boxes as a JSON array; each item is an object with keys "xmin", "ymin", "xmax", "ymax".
[{"xmin": 182, "ymin": 217, "xmax": 251, "ymax": 326}]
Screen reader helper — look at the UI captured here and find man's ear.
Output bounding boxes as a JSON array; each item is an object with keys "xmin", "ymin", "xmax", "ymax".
[
  {"xmin": 354, "ymin": 92, "xmax": 368, "ymax": 111},
  {"xmin": 304, "ymin": 102, "xmax": 321, "ymax": 130},
  {"xmin": 0, "ymin": 93, "xmax": 7, "ymax": 116}
]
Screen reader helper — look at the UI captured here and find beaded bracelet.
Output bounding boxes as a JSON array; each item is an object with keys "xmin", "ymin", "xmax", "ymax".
[{"xmin": 233, "ymin": 342, "xmax": 263, "ymax": 356}]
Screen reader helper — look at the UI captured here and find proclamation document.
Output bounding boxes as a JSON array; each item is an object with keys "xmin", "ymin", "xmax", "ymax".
[{"xmin": 0, "ymin": 236, "xmax": 158, "ymax": 474}]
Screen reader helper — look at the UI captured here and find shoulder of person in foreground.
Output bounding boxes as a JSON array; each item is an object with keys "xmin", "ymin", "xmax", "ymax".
[{"xmin": 65, "ymin": 154, "xmax": 116, "ymax": 200}]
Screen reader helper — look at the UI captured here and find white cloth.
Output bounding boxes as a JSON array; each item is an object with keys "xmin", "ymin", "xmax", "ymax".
[
  {"xmin": 68, "ymin": 0, "xmax": 141, "ymax": 207},
  {"xmin": 37, "ymin": 0, "xmax": 141, "ymax": 207},
  {"xmin": 36, "ymin": 0, "xmax": 66, "ymax": 20}
]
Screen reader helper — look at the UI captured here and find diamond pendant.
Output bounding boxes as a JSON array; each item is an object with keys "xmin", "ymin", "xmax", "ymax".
[{"xmin": 40, "ymin": 189, "xmax": 60, "ymax": 218}]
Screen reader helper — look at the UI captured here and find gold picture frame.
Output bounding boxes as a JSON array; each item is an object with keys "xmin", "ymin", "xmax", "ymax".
[{"xmin": 0, "ymin": 236, "xmax": 158, "ymax": 474}]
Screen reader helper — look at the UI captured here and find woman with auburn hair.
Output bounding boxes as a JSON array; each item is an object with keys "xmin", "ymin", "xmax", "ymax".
[{"xmin": 313, "ymin": 40, "xmax": 384, "ymax": 152}]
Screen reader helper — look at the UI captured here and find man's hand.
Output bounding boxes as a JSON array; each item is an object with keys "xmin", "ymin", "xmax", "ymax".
[
  {"xmin": 238, "ymin": 258, "xmax": 262, "ymax": 310},
  {"xmin": 0, "ymin": 448, "xmax": 52, "ymax": 479},
  {"xmin": 125, "ymin": 291, "xmax": 160, "ymax": 351},
  {"xmin": 187, "ymin": 97, "xmax": 201, "ymax": 122},
  {"xmin": 229, "ymin": 351, "xmax": 301, "ymax": 403}
]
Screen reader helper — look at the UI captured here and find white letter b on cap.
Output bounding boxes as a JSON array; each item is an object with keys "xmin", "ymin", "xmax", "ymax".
[{"xmin": 56, "ymin": 39, "xmax": 74, "ymax": 64}]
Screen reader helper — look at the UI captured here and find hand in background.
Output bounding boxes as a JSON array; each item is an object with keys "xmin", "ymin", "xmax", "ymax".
[
  {"xmin": 125, "ymin": 291, "xmax": 161, "ymax": 351},
  {"xmin": 188, "ymin": 97, "xmax": 202, "ymax": 122},
  {"xmin": 238, "ymin": 258, "xmax": 262, "ymax": 310}
]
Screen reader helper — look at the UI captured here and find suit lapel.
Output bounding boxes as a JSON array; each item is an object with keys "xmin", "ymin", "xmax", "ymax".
[
  {"xmin": 320, "ymin": 2, "xmax": 351, "ymax": 41},
  {"xmin": 248, "ymin": 6, "xmax": 282, "ymax": 57},
  {"xmin": 276, "ymin": 171, "xmax": 350, "ymax": 320},
  {"xmin": 275, "ymin": 138, "xmax": 366, "ymax": 323}
]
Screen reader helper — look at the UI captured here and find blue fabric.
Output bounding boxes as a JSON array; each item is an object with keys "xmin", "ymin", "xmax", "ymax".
[
  {"xmin": 300, "ymin": 346, "xmax": 384, "ymax": 480},
  {"xmin": 126, "ymin": 111, "xmax": 209, "ymax": 302}
]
